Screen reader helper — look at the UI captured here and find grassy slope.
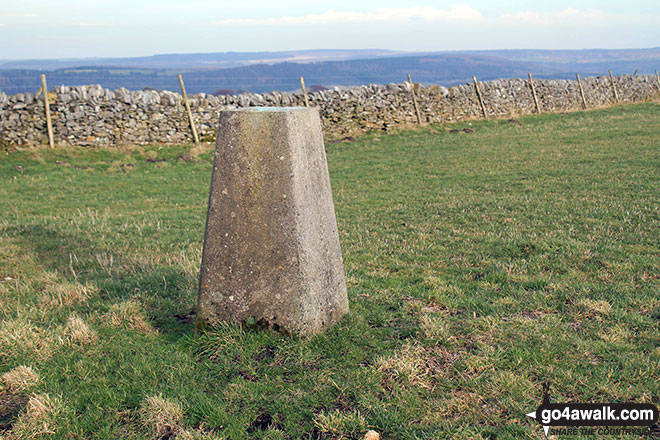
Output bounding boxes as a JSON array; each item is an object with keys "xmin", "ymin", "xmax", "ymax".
[{"xmin": 0, "ymin": 104, "xmax": 659, "ymax": 439}]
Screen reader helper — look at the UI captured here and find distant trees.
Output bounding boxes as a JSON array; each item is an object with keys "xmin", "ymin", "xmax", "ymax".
[
  {"xmin": 309, "ymin": 84, "xmax": 328, "ymax": 92},
  {"xmin": 212, "ymin": 89, "xmax": 234, "ymax": 96},
  {"xmin": 212, "ymin": 89, "xmax": 250, "ymax": 96}
]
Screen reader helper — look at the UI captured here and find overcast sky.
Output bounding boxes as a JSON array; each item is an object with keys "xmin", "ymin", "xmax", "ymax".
[{"xmin": 1, "ymin": 0, "xmax": 659, "ymax": 59}]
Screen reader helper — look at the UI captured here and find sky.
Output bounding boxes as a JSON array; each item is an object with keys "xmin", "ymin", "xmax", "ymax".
[{"xmin": 1, "ymin": 0, "xmax": 659, "ymax": 59}]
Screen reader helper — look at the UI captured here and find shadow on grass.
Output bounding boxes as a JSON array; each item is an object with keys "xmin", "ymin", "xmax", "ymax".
[{"xmin": 3, "ymin": 224, "xmax": 198, "ymax": 340}]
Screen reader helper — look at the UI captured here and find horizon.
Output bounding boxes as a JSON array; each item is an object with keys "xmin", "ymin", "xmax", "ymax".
[
  {"xmin": 2, "ymin": 45, "xmax": 660, "ymax": 96},
  {"xmin": 3, "ymin": 46, "xmax": 660, "ymax": 64}
]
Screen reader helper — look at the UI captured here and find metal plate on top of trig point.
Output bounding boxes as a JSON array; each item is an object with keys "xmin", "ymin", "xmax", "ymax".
[{"xmin": 197, "ymin": 107, "xmax": 349, "ymax": 335}]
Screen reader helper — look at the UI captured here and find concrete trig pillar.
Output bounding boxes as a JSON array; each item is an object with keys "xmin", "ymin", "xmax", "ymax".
[{"xmin": 197, "ymin": 107, "xmax": 349, "ymax": 335}]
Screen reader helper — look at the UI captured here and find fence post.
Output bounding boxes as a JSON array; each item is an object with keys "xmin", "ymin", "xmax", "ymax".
[
  {"xmin": 655, "ymin": 70, "xmax": 660, "ymax": 91},
  {"xmin": 177, "ymin": 74, "xmax": 199, "ymax": 144},
  {"xmin": 608, "ymin": 70, "xmax": 620, "ymax": 104},
  {"xmin": 407, "ymin": 74, "xmax": 422, "ymax": 125},
  {"xmin": 299, "ymin": 76, "xmax": 310, "ymax": 107},
  {"xmin": 40, "ymin": 74, "xmax": 54, "ymax": 149},
  {"xmin": 576, "ymin": 74, "xmax": 587, "ymax": 109},
  {"xmin": 528, "ymin": 73, "xmax": 541, "ymax": 114},
  {"xmin": 473, "ymin": 76, "xmax": 487, "ymax": 118}
]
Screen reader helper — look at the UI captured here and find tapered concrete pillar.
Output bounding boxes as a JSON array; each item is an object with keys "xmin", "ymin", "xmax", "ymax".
[{"xmin": 197, "ymin": 107, "xmax": 349, "ymax": 335}]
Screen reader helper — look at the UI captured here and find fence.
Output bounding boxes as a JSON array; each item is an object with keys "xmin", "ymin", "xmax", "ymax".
[{"xmin": 1, "ymin": 73, "xmax": 659, "ymax": 147}]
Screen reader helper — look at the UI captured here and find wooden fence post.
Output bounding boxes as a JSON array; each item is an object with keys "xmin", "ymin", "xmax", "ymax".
[
  {"xmin": 40, "ymin": 74, "xmax": 54, "ymax": 149},
  {"xmin": 576, "ymin": 74, "xmax": 587, "ymax": 109},
  {"xmin": 608, "ymin": 70, "xmax": 620, "ymax": 104},
  {"xmin": 655, "ymin": 70, "xmax": 660, "ymax": 91},
  {"xmin": 473, "ymin": 76, "xmax": 487, "ymax": 118},
  {"xmin": 177, "ymin": 74, "xmax": 199, "ymax": 144},
  {"xmin": 528, "ymin": 72, "xmax": 541, "ymax": 114},
  {"xmin": 299, "ymin": 76, "xmax": 310, "ymax": 107},
  {"xmin": 407, "ymin": 73, "xmax": 422, "ymax": 125}
]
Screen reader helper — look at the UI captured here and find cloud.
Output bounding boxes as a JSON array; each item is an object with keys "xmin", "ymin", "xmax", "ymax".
[
  {"xmin": 213, "ymin": 6, "xmax": 658, "ymax": 30},
  {"xmin": 499, "ymin": 8, "xmax": 609, "ymax": 26},
  {"xmin": 2, "ymin": 13, "xmax": 39, "ymax": 18},
  {"xmin": 213, "ymin": 5, "xmax": 485, "ymax": 26}
]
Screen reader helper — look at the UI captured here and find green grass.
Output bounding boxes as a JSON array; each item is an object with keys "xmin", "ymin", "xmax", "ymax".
[{"xmin": 1, "ymin": 104, "xmax": 659, "ymax": 439}]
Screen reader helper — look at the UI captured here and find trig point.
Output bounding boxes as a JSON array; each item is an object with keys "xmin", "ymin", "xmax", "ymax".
[{"xmin": 197, "ymin": 107, "xmax": 349, "ymax": 335}]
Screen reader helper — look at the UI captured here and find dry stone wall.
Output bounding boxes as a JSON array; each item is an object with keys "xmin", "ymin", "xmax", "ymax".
[{"xmin": 1, "ymin": 75, "xmax": 659, "ymax": 147}]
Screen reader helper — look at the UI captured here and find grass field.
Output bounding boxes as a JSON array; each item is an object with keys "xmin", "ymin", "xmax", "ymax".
[{"xmin": 1, "ymin": 103, "xmax": 659, "ymax": 439}]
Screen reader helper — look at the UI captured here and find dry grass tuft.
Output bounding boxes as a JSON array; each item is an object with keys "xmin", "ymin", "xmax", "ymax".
[
  {"xmin": 103, "ymin": 300, "xmax": 155, "ymax": 334},
  {"xmin": 63, "ymin": 314, "xmax": 97, "ymax": 345},
  {"xmin": 26, "ymin": 151, "xmax": 47, "ymax": 165},
  {"xmin": 144, "ymin": 150, "xmax": 158, "ymax": 161},
  {"xmin": 377, "ymin": 343, "xmax": 453, "ymax": 391},
  {"xmin": 176, "ymin": 429, "xmax": 223, "ymax": 440},
  {"xmin": 420, "ymin": 315, "xmax": 454, "ymax": 344},
  {"xmin": 113, "ymin": 144, "xmax": 142, "ymax": 154},
  {"xmin": 436, "ymin": 390, "xmax": 486, "ymax": 420},
  {"xmin": 188, "ymin": 143, "xmax": 213, "ymax": 159},
  {"xmin": 575, "ymin": 298, "xmax": 612, "ymax": 319},
  {"xmin": 40, "ymin": 281, "xmax": 96, "ymax": 309},
  {"xmin": 0, "ymin": 319, "xmax": 54, "ymax": 361},
  {"xmin": 600, "ymin": 324, "xmax": 632, "ymax": 345},
  {"xmin": 313, "ymin": 409, "xmax": 368, "ymax": 439},
  {"xmin": 107, "ymin": 160, "xmax": 135, "ymax": 174},
  {"xmin": 176, "ymin": 430, "xmax": 199, "ymax": 440},
  {"xmin": 4, "ymin": 393, "xmax": 66, "ymax": 439},
  {"xmin": 376, "ymin": 343, "xmax": 432, "ymax": 389},
  {"xmin": 139, "ymin": 394, "xmax": 183, "ymax": 439},
  {"xmin": 172, "ymin": 247, "xmax": 203, "ymax": 280},
  {"xmin": 1, "ymin": 366, "xmax": 40, "ymax": 394}
]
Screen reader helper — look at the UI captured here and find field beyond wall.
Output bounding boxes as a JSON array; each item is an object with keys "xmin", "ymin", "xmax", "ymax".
[{"xmin": 1, "ymin": 104, "xmax": 659, "ymax": 439}]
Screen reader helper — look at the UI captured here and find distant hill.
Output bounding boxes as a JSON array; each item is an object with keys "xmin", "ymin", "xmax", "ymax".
[
  {"xmin": 0, "ymin": 49, "xmax": 404, "ymax": 71},
  {"xmin": 1, "ymin": 48, "xmax": 659, "ymax": 95},
  {"xmin": 466, "ymin": 48, "xmax": 660, "ymax": 74}
]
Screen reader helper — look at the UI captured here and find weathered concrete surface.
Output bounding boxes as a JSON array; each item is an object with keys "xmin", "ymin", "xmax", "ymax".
[{"xmin": 197, "ymin": 107, "xmax": 349, "ymax": 335}]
